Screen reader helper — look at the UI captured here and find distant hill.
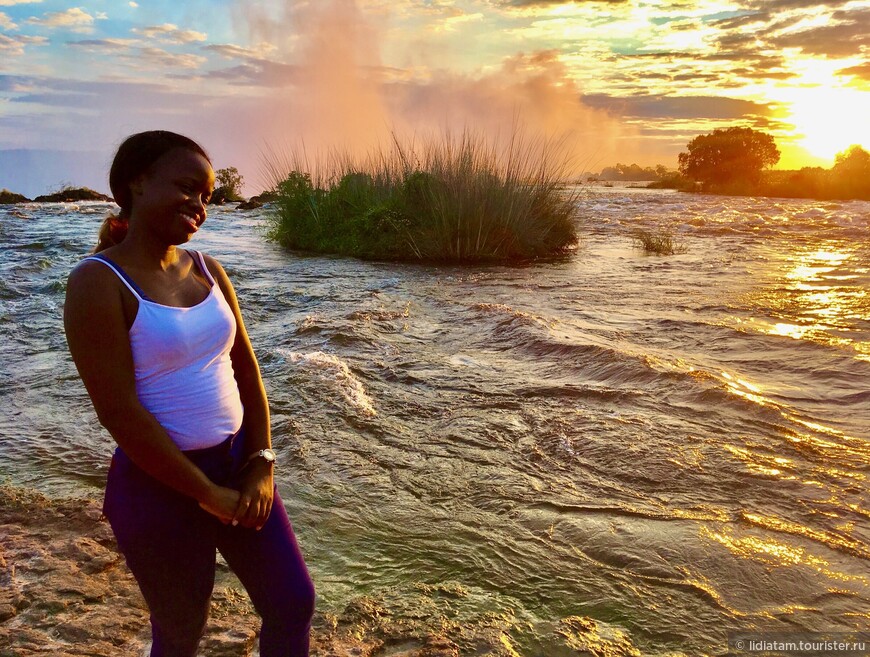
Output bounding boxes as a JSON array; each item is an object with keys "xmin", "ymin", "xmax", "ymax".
[{"xmin": 0, "ymin": 150, "xmax": 108, "ymax": 199}]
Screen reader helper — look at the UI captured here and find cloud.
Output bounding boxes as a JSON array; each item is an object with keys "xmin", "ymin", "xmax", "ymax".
[
  {"xmin": 771, "ymin": 9, "xmax": 870, "ymax": 57},
  {"xmin": 4, "ymin": 75, "xmax": 207, "ymax": 112},
  {"xmin": 129, "ymin": 1, "xmax": 137, "ymax": 6},
  {"xmin": 138, "ymin": 46, "xmax": 207, "ymax": 69},
  {"xmin": 837, "ymin": 62, "xmax": 870, "ymax": 83},
  {"xmin": 0, "ymin": 32, "xmax": 46, "ymax": 55},
  {"xmin": 0, "ymin": 0, "xmax": 43, "ymax": 5},
  {"xmin": 133, "ymin": 23, "xmax": 207, "ymax": 44},
  {"xmin": 26, "ymin": 7, "xmax": 95, "ymax": 30},
  {"xmin": 202, "ymin": 60, "xmax": 300, "ymax": 87},
  {"xmin": 67, "ymin": 38, "xmax": 137, "ymax": 52},
  {"xmin": 202, "ymin": 42, "xmax": 277, "ymax": 60},
  {"xmin": 66, "ymin": 39, "xmax": 207, "ymax": 70},
  {"xmin": 0, "ymin": 10, "xmax": 16, "ymax": 29},
  {"xmin": 580, "ymin": 94, "xmax": 774, "ymax": 121},
  {"xmin": 495, "ymin": 0, "xmax": 627, "ymax": 6}
]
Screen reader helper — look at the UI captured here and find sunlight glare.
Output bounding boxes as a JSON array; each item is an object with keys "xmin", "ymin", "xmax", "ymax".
[{"xmin": 778, "ymin": 83, "xmax": 870, "ymax": 162}]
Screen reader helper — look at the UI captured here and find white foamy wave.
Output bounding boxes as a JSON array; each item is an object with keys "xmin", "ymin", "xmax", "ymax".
[{"xmin": 282, "ymin": 350, "xmax": 377, "ymax": 416}]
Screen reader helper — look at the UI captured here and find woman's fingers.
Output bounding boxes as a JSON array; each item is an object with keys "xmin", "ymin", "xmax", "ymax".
[{"xmin": 232, "ymin": 494, "xmax": 253, "ymax": 526}]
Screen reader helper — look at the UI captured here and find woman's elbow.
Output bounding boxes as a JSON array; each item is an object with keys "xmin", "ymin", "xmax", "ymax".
[{"xmin": 92, "ymin": 396, "xmax": 143, "ymax": 436}]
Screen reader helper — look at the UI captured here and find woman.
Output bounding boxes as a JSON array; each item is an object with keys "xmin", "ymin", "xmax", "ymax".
[{"xmin": 63, "ymin": 130, "xmax": 315, "ymax": 657}]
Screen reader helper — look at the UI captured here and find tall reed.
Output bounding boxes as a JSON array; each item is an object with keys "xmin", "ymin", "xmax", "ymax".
[{"xmin": 263, "ymin": 131, "xmax": 579, "ymax": 263}]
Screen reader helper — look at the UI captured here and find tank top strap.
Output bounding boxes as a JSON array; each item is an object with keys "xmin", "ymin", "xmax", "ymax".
[
  {"xmin": 187, "ymin": 249, "xmax": 217, "ymax": 287},
  {"xmin": 82, "ymin": 253, "xmax": 154, "ymax": 302}
]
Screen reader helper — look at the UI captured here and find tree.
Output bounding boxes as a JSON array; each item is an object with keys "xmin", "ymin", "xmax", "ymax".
[
  {"xmin": 831, "ymin": 145, "xmax": 870, "ymax": 199},
  {"xmin": 212, "ymin": 166, "xmax": 244, "ymax": 203},
  {"xmin": 678, "ymin": 127, "xmax": 780, "ymax": 188},
  {"xmin": 833, "ymin": 145, "xmax": 870, "ymax": 175}
]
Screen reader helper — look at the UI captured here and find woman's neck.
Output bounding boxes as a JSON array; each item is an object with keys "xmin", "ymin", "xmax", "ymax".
[{"xmin": 116, "ymin": 226, "xmax": 183, "ymax": 272}]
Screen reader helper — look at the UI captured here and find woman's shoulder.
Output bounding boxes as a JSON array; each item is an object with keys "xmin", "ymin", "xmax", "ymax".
[
  {"xmin": 65, "ymin": 253, "xmax": 128, "ymax": 310},
  {"xmin": 192, "ymin": 251, "xmax": 229, "ymax": 279},
  {"xmin": 68, "ymin": 251, "xmax": 119, "ymax": 284}
]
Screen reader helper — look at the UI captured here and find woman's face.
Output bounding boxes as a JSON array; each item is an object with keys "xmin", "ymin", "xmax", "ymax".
[{"xmin": 131, "ymin": 147, "xmax": 215, "ymax": 245}]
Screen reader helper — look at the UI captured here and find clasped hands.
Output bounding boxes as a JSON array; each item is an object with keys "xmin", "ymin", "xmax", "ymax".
[{"xmin": 198, "ymin": 461, "xmax": 274, "ymax": 530}]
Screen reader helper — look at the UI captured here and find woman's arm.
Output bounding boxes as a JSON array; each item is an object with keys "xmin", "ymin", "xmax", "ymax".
[
  {"xmin": 205, "ymin": 254, "xmax": 275, "ymax": 530},
  {"xmin": 63, "ymin": 261, "xmax": 240, "ymax": 522}
]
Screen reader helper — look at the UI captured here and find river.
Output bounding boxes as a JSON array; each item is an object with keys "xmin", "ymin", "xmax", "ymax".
[{"xmin": 1, "ymin": 186, "xmax": 868, "ymax": 656}]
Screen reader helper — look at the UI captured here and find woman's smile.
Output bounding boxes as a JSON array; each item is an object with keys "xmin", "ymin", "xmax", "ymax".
[{"xmin": 179, "ymin": 209, "xmax": 203, "ymax": 232}]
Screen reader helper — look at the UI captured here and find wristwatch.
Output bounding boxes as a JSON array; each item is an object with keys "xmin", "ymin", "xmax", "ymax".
[{"xmin": 244, "ymin": 448, "xmax": 277, "ymax": 467}]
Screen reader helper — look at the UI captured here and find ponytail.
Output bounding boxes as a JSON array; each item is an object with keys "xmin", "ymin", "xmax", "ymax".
[{"xmin": 93, "ymin": 211, "xmax": 129, "ymax": 253}]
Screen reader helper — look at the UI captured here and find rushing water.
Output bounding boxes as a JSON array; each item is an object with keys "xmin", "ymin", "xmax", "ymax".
[{"xmin": 1, "ymin": 187, "xmax": 868, "ymax": 656}]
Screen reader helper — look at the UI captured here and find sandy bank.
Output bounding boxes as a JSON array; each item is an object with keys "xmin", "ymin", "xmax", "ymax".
[{"xmin": 0, "ymin": 485, "xmax": 461, "ymax": 657}]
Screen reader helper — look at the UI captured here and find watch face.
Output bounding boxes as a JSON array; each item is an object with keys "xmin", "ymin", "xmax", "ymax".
[{"xmin": 261, "ymin": 448, "xmax": 277, "ymax": 462}]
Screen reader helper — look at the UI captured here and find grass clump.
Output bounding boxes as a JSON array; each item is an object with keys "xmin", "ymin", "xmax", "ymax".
[
  {"xmin": 264, "ymin": 132, "xmax": 579, "ymax": 263},
  {"xmin": 630, "ymin": 228, "xmax": 686, "ymax": 255}
]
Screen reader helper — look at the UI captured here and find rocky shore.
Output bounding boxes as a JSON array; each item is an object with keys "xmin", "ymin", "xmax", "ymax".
[{"xmin": 0, "ymin": 485, "xmax": 463, "ymax": 657}]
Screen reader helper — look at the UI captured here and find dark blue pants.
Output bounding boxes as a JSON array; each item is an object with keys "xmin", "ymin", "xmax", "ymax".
[{"xmin": 102, "ymin": 431, "xmax": 315, "ymax": 657}]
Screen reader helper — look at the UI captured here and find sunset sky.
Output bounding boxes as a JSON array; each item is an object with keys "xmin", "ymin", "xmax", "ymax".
[{"xmin": 1, "ymin": 0, "xmax": 869, "ymax": 195}]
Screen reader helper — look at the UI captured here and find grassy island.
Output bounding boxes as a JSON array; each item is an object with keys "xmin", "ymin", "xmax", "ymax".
[{"xmin": 265, "ymin": 134, "xmax": 579, "ymax": 263}]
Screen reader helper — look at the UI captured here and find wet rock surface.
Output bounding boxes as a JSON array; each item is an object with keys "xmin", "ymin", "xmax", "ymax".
[{"xmin": 0, "ymin": 487, "xmax": 463, "ymax": 657}]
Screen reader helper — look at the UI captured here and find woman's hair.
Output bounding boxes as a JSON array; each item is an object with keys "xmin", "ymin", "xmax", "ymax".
[{"xmin": 94, "ymin": 130, "xmax": 210, "ymax": 252}]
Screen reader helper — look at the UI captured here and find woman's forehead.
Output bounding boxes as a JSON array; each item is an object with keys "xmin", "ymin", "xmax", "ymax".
[{"xmin": 152, "ymin": 148, "xmax": 214, "ymax": 180}]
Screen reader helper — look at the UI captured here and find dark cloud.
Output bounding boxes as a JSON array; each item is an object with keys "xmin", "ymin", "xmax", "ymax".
[
  {"xmin": 708, "ymin": 12, "xmax": 766, "ymax": 29},
  {"xmin": 581, "ymin": 94, "xmax": 774, "ymax": 121},
  {"xmin": 715, "ymin": 32, "xmax": 760, "ymax": 49},
  {"xmin": 617, "ymin": 51, "xmax": 682, "ymax": 60},
  {"xmin": 837, "ymin": 62, "xmax": 870, "ymax": 81},
  {"xmin": 67, "ymin": 39, "xmax": 132, "ymax": 52},
  {"xmin": 671, "ymin": 73, "xmax": 721, "ymax": 82},
  {"xmin": 493, "ymin": 0, "xmax": 627, "ymax": 6},
  {"xmin": 3, "ymin": 76, "xmax": 203, "ymax": 113},
  {"xmin": 737, "ymin": 0, "xmax": 841, "ymax": 9},
  {"xmin": 0, "ymin": 74, "xmax": 35, "ymax": 92},
  {"xmin": 730, "ymin": 68, "xmax": 796, "ymax": 80},
  {"xmin": 774, "ymin": 25, "xmax": 870, "ymax": 57},
  {"xmin": 203, "ymin": 60, "xmax": 300, "ymax": 87},
  {"xmin": 671, "ymin": 20, "xmax": 701, "ymax": 31},
  {"xmin": 770, "ymin": 7, "xmax": 870, "ymax": 56}
]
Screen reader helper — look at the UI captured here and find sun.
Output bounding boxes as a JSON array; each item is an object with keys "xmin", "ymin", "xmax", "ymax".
[
  {"xmin": 784, "ymin": 87, "xmax": 870, "ymax": 162},
  {"xmin": 769, "ymin": 61, "xmax": 870, "ymax": 164}
]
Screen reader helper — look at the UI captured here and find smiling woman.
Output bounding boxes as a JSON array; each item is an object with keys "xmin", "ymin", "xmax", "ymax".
[{"xmin": 63, "ymin": 130, "xmax": 316, "ymax": 657}]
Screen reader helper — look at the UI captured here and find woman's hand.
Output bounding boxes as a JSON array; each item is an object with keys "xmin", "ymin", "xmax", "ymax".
[
  {"xmin": 231, "ymin": 460, "xmax": 274, "ymax": 530},
  {"xmin": 198, "ymin": 485, "xmax": 241, "ymax": 524}
]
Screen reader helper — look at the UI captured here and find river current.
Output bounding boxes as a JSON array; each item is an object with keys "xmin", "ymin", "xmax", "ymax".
[{"xmin": 1, "ymin": 187, "xmax": 868, "ymax": 656}]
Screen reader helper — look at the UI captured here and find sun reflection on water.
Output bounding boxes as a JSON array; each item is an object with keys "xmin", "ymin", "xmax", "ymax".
[
  {"xmin": 749, "ymin": 243, "xmax": 870, "ymax": 361},
  {"xmin": 700, "ymin": 526, "xmax": 868, "ymax": 584}
]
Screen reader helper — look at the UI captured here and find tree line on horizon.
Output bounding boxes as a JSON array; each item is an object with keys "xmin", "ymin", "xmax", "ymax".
[
  {"xmin": 592, "ymin": 127, "xmax": 869, "ymax": 201},
  {"xmin": 663, "ymin": 126, "xmax": 870, "ymax": 200}
]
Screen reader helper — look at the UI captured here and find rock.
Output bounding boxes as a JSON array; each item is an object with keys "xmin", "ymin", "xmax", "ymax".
[
  {"xmin": 32, "ymin": 188, "xmax": 112, "ymax": 202},
  {"xmin": 209, "ymin": 186, "xmax": 231, "ymax": 205},
  {"xmin": 0, "ymin": 484, "xmax": 543, "ymax": 656},
  {"xmin": 237, "ymin": 189, "xmax": 279, "ymax": 210},
  {"xmin": 0, "ymin": 189, "xmax": 30, "ymax": 204}
]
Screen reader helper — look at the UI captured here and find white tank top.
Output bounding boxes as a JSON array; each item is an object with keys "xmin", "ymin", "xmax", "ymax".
[{"xmin": 84, "ymin": 250, "xmax": 244, "ymax": 450}]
